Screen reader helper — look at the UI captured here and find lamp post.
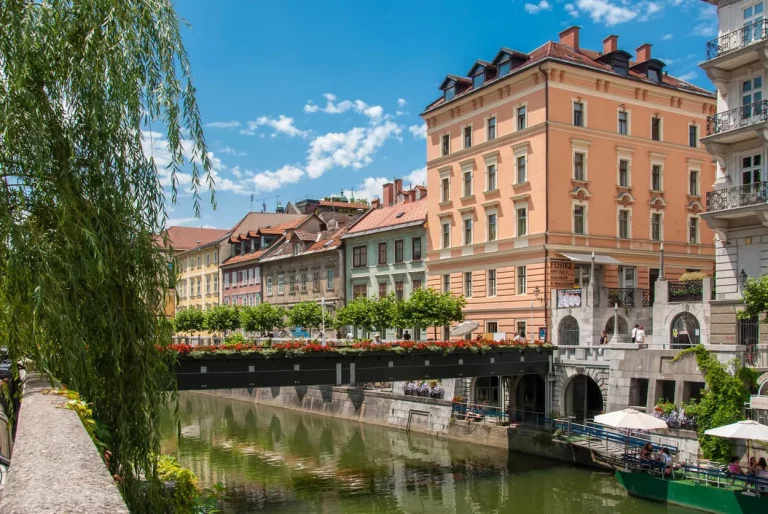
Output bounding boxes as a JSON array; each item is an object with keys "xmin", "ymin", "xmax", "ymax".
[
  {"xmin": 610, "ymin": 303, "xmax": 620, "ymax": 344},
  {"xmin": 589, "ymin": 251, "xmax": 596, "ymax": 306},
  {"xmin": 659, "ymin": 243, "xmax": 665, "ymax": 280},
  {"xmin": 739, "ymin": 269, "xmax": 748, "ymax": 292},
  {"xmin": 530, "ymin": 301, "xmax": 534, "ymax": 345},
  {"xmin": 321, "ymin": 296, "xmax": 326, "ymax": 347}
]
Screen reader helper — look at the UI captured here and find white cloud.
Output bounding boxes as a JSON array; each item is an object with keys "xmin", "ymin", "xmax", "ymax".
[
  {"xmin": 305, "ymin": 121, "xmax": 402, "ymax": 179},
  {"xmin": 677, "ymin": 71, "xmax": 698, "ymax": 82},
  {"xmin": 250, "ymin": 165, "xmax": 305, "ymax": 192},
  {"xmin": 166, "ymin": 217, "xmax": 200, "ymax": 227},
  {"xmin": 246, "ymin": 115, "xmax": 308, "ymax": 138},
  {"xmin": 397, "ymin": 98, "xmax": 407, "ymax": 108},
  {"xmin": 343, "ymin": 166, "xmax": 427, "ymax": 202},
  {"xmin": 140, "ymin": 131, "xmax": 194, "ymax": 188},
  {"xmin": 406, "ymin": 166, "xmax": 426, "ymax": 187},
  {"xmin": 204, "ymin": 120, "xmax": 241, "ymax": 129},
  {"xmin": 565, "ymin": 3, "xmax": 579, "ymax": 17},
  {"xmin": 219, "ymin": 146, "xmax": 247, "ymax": 156},
  {"xmin": 692, "ymin": 23, "xmax": 716, "ymax": 37},
  {"xmin": 662, "ymin": 33, "xmax": 673, "ymax": 40},
  {"xmin": 231, "ymin": 166, "xmax": 243, "ymax": 179},
  {"xmin": 573, "ymin": 0, "xmax": 635, "ymax": 25},
  {"xmin": 408, "ymin": 124, "xmax": 427, "ymax": 140},
  {"xmin": 303, "ymin": 94, "xmax": 385, "ymax": 122},
  {"xmin": 525, "ymin": 1, "xmax": 552, "ymax": 14}
]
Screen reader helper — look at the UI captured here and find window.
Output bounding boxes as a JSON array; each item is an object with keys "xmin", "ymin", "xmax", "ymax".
[
  {"xmin": 289, "ymin": 274, "xmax": 296, "ymax": 293},
  {"xmin": 651, "ymin": 213, "xmax": 662, "ymax": 241},
  {"xmin": 648, "ymin": 67, "xmax": 662, "ymax": 83},
  {"xmin": 326, "ymin": 269, "xmax": 334, "ymax": 290},
  {"xmin": 395, "ymin": 239, "xmax": 404, "ymax": 262},
  {"xmin": 444, "ymin": 86, "xmax": 455, "ymax": 102},
  {"xmin": 395, "ymin": 281, "xmax": 404, "ymax": 301},
  {"xmin": 463, "ymin": 217, "xmax": 473, "ymax": 245},
  {"xmin": 300, "ymin": 273, "xmax": 307, "ymax": 293},
  {"xmin": 487, "ymin": 213, "xmax": 497, "ymax": 241},
  {"xmin": 574, "ymin": 205, "xmax": 585, "ymax": 235},
  {"xmin": 379, "ymin": 282, "xmax": 387, "ymax": 298},
  {"xmin": 196, "ymin": 278, "xmax": 201, "ymax": 296},
  {"xmin": 464, "ymin": 271, "xmax": 473, "ymax": 297},
  {"xmin": 412, "ymin": 238, "xmax": 422, "ymax": 261},
  {"xmin": 498, "ymin": 59, "xmax": 511, "ymax": 77},
  {"xmin": 487, "ymin": 116, "xmax": 497, "ymax": 141},
  {"xmin": 224, "ymin": 272, "xmax": 230, "ymax": 289},
  {"xmin": 353, "ymin": 284, "xmax": 367, "ymax": 298},
  {"xmin": 517, "ymin": 266, "xmax": 527, "ymax": 295},
  {"xmin": 689, "ymin": 170, "xmax": 699, "ymax": 196},
  {"xmin": 441, "ymin": 176, "xmax": 450, "ymax": 202},
  {"xmin": 688, "ymin": 125, "xmax": 698, "ymax": 148},
  {"xmin": 742, "ymin": 154, "xmax": 762, "ymax": 192},
  {"xmin": 486, "ymin": 163, "xmax": 497, "ymax": 191},
  {"xmin": 487, "ymin": 269, "xmax": 497, "ymax": 297},
  {"xmin": 206, "ymin": 276, "xmax": 211, "ymax": 294},
  {"xmin": 214, "ymin": 274, "xmax": 219, "ymax": 292},
  {"xmin": 378, "ymin": 242, "xmax": 387, "ymax": 265},
  {"xmin": 689, "ymin": 217, "xmax": 699, "ymax": 244},
  {"xmin": 206, "ymin": 253, "xmax": 210, "ymax": 265},
  {"xmin": 652, "ymin": 165, "xmax": 662, "ymax": 191},
  {"xmin": 743, "ymin": 76, "xmax": 763, "ymax": 117},
  {"xmin": 486, "ymin": 321, "xmax": 498, "ymax": 333},
  {"xmin": 618, "ymin": 111, "xmax": 628, "ymax": 135},
  {"xmin": 463, "ymin": 126, "xmax": 472, "ymax": 148},
  {"xmin": 441, "ymin": 134, "xmax": 450, "ymax": 156},
  {"xmin": 249, "ymin": 268, "xmax": 254, "ymax": 285},
  {"xmin": 413, "ymin": 279, "xmax": 422, "ymax": 290},
  {"xmin": 574, "ymin": 152, "xmax": 585, "ymax": 181},
  {"xmin": 266, "ymin": 277, "xmax": 273, "ymax": 295},
  {"xmin": 651, "ymin": 117, "xmax": 661, "ymax": 141},
  {"xmin": 472, "ymin": 71, "xmax": 484, "ymax": 89},
  {"xmin": 619, "ymin": 159, "xmax": 630, "ymax": 187},
  {"xmin": 517, "ymin": 105, "xmax": 527, "ymax": 130},
  {"xmin": 744, "ymin": 3, "xmax": 765, "ymax": 44},
  {"xmin": 353, "ymin": 245, "xmax": 367, "ymax": 267},
  {"xmin": 517, "ymin": 207, "xmax": 527, "ymax": 236},
  {"xmin": 442, "ymin": 222, "xmax": 451, "ymax": 249},
  {"xmin": 312, "ymin": 272, "xmax": 319, "ymax": 291},
  {"xmin": 277, "ymin": 274, "xmax": 284, "ymax": 294},
  {"xmin": 619, "ymin": 210, "xmax": 630, "ymax": 239},
  {"xmin": 463, "ymin": 169, "xmax": 473, "ymax": 197},
  {"xmin": 442, "ymin": 274, "xmax": 451, "ymax": 293},
  {"xmin": 197, "ymin": 256, "xmax": 201, "ymax": 267},
  {"xmin": 514, "ymin": 155, "xmax": 527, "ymax": 183},
  {"xmin": 292, "ymin": 244, "xmax": 300, "ymax": 256},
  {"xmin": 573, "ymin": 101, "xmax": 584, "ymax": 127},
  {"xmin": 613, "ymin": 56, "xmax": 629, "ymax": 76}
]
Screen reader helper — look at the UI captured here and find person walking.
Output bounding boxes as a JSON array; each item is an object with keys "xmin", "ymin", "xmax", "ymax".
[
  {"xmin": 635, "ymin": 325, "xmax": 646, "ymax": 344},
  {"xmin": 631, "ymin": 324, "xmax": 639, "ymax": 343}
]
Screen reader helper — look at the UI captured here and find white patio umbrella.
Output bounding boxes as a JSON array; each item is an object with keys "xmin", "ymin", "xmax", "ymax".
[
  {"xmin": 704, "ymin": 420, "xmax": 768, "ymax": 442},
  {"xmin": 594, "ymin": 408, "xmax": 668, "ymax": 430},
  {"xmin": 451, "ymin": 321, "xmax": 479, "ymax": 338}
]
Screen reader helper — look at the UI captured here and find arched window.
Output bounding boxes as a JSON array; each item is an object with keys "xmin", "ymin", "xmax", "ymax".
[
  {"xmin": 558, "ymin": 316, "xmax": 580, "ymax": 346},
  {"xmin": 670, "ymin": 312, "xmax": 700, "ymax": 348}
]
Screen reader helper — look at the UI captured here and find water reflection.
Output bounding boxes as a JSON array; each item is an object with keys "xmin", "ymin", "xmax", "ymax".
[{"xmin": 160, "ymin": 392, "xmax": 692, "ymax": 513}]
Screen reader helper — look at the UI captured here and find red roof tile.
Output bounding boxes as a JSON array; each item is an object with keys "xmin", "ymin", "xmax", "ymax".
[
  {"xmin": 160, "ymin": 226, "xmax": 229, "ymax": 251},
  {"xmin": 345, "ymin": 199, "xmax": 427, "ymax": 236},
  {"xmin": 219, "ymin": 248, "xmax": 269, "ymax": 267},
  {"xmin": 424, "ymin": 40, "xmax": 714, "ymax": 113},
  {"xmin": 261, "ymin": 227, "xmax": 347, "ymax": 262},
  {"xmin": 318, "ymin": 200, "xmax": 369, "ymax": 210}
]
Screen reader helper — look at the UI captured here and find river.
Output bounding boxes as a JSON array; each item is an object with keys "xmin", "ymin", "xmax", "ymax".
[{"xmin": 160, "ymin": 392, "xmax": 694, "ymax": 513}]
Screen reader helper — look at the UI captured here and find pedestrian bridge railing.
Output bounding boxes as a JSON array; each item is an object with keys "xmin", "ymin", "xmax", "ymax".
[
  {"xmin": 451, "ymin": 403, "xmax": 553, "ymax": 429},
  {"xmin": 554, "ymin": 418, "xmax": 679, "ymax": 455}
]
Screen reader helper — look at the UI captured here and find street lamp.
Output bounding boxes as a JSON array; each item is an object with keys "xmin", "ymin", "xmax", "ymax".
[
  {"xmin": 739, "ymin": 269, "xmax": 748, "ymax": 291},
  {"xmin": 321, "ymin": 297, "xmax": 326, "ymax": 347}
]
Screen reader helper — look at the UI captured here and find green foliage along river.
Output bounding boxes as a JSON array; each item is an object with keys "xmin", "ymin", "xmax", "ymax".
[{"xmin": 161, "ymin": 392, "xmax": 695, "ymax": 513}]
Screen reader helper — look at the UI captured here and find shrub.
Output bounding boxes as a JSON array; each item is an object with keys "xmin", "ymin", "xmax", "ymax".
[{"xmin": 679, "ymin": 271, "xmax": 706, "ymax": 282}]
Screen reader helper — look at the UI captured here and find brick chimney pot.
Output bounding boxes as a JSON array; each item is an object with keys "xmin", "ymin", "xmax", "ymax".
[
  {"xmin": 603, "ymin": 35, "xmax": 618, "ymax": 54},
  {"xmin": 558, "ymin": 26, "xmax": 580, "ymax": 51}
]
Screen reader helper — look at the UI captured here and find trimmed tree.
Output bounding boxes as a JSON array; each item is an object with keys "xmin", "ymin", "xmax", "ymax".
[
  {"xmin": 336, "ymin": 296, "xmax": 375, "ymax": 336},
  {"xmin": 401, "ymin": 288, "xmax": 466, "ymax": 339},
  {"xmin": 287, "ymin": 301, "xmax": 324, "ymax": 334},
  {"xmin": 203, "ymin": 305, "xmax": 241, "ymax": 335},
  {"xmin": 241, "ymin": 303, "xmax": 287, "ymax": 335},
  {"xmin": 173, "ymin": 308, "xmax": 205, "ymax": 334},
  {"xmin": 369, "ymin": 293, "xmax": 397, "ymax": 335}
]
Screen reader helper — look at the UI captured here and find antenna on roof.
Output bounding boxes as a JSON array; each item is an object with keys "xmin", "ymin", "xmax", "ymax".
[{"xmin": 261, "ymin": 201, "xmax": 266, "ymax": 213}]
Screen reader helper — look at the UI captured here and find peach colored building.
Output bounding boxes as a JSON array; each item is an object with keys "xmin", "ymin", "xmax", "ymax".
[{"xmin": 422, "ymin": 27, "xmax": 717, "ymax": 342}]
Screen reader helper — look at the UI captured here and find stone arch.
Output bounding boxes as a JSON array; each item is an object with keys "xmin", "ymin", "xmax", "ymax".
[
  {"xmin": 558, "ymin": 315, "xmax": 580, "ymax": 346},
  {"xmin": 507, "ymin": 373, "xmax": 547, "ymax": 418},
  {"xmin": 604, "ymin": 313, "xmax": 629, "ymax": 337},
  {"xmin": 670, "ymin": 311, "xmax": 700, "ymax": 347},
  {"xmin": 471, "ymin": 376, "xmax": 501, "ymax": 407},
  {"xmin": 555, "ymin": 366, "xmax": 608, "ymax": 419},
  {"xmin": 758, "ymin": 372, "xmax": 768, "ymax": 396},
  {"xmin": 562, "ymin": 372, "xmax": 604, "ymax": 420}
]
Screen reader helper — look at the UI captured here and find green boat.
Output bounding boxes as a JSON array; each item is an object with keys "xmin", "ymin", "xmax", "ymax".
[{"xmin": 616, "ymin": 465, "xmax": 768, "ymax": 514}]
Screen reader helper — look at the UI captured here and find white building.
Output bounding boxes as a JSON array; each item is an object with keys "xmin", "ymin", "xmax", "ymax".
[{"xmin": 700, "ymin": 0, "xmax": 768, "ymax": 350}]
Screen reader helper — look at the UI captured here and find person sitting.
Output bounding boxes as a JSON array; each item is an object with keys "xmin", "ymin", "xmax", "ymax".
[
  {"xmin": 372, "ymin": 333, "xmax": 383, "ymax": 345},
  {"xmin": 513, "ymin": 331, "xmax": 526, "ymax": 343},
  {"xmin": 756, "ymin": 458, "xmax": 768, "ymax": 493},
  {"xmin": 748, "ymin": 456, "xmax": 758, "ymax": 474},
  {"xmin": 727, "ymin": 456, "xmax": 743, "ymax": 475},
  {"xmin": 661, "ymin": 448, "xmax": 673, "ymax": 476},
  {"xmin": 402, "ymin": 331, "xmax": 411, "ymax": 341},
  {"xmin": 640, "ymin": 442, "xmax": 653, "ymax": 460}
]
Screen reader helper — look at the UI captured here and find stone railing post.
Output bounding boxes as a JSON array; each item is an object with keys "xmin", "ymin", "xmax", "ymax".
[
  {"xmin": 633, "ymin": 288, "xmax": 644, "ymax": 308},
  {"xmin": 702, "ymin": 277, "xmax": 712, "ymax": 303},
  {"xmin": 655, "ymin": 278, "xmax": 669, "ymax": 305}
]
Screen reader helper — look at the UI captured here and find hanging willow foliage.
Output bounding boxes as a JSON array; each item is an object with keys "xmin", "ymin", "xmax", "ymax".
[{"xmin": 0, "ymin": 0, "xmax": 213, "ymax": 510}]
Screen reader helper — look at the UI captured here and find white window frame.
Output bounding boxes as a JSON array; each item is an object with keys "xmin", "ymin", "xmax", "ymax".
[
  {"xmin": 213, "ymin": 274, "xmax": 219, "ymax": 293},
  {"xmin": 688, "ymin": 122, "xmax": 700, "ymax": 149},
  {"xmin": 463, "ymin": 271, "xmax": 473, "ymax": 298},
  {"xmin": 439, "ymin": 168, "xmax": 452, "ymax": 203},
  {"xmin": 650, "ymin": 210, "xmax": 664, "ymax": 242},
  {"xmin": 486, "ymin": 320, "xmax": 499, "ymax": 333},
  {"xmin": 206, "ymin": 253, "xmax": 210, "ymax": 266},
  {"xmin": 570, "ymin": 138, "xmax": 591, "ymax": 181},
  {"xmin": 462, "ymin": 215, "xmax": 473, "ymax": 246},
  {"xmin": 487, "ymin": 269, "xmax": 497, "ymax": 297},
  {"xmin": 277, "ymin": 274, "xmax": 284, "ymax": 295},
  {"xmin": 441, "ymin": 132, "xmax": 451, "ymax": 156},
  {"xmin": 517, "ymin": 266, "xmax": 527, "ymax": 296},
  {"xmin": 254, "ymin": 267, "xmax": 260, "ymax": 284},
  {"xmin": 213, "ymin": 251, "xmax": 218, "ymax": 264},
  {"xmin": 461, "ymin": 162, "xmax": 473, "ymax": 198},
  {"xmin": 516, "ymin": 102, "xmax": 528, "ymax": 131},
  {"xmin": 463, "ymin": 124, "xmax": 473, "ymax": 149},
  {"xmin": 486, "ymin": 115, "xmax": 497, "ymax": 142},
  {"xmin": 618, "ymin": 158, "xmax": 631, "ymax": 187},
  {"xmin": 326, "ymin": 269, "xmax": 334, "ymax": 290},
  {"xmin": 650, "ymin": 162, "xmax": 664, "ymax": 192},
  {"xmin": 617, "ymin": 206, "xmax": 632, "ymax": 239},
  {"xmin": 442, "ymin": 220, "xmax": 452, "ymax": 249},
  {"xmin": 484, "ymin": 153, "xmax": 498, "ymax": 192},
  {"xmin": 689, "ymin": 168, "xmax": 701, "ymax": 196},
  {"xmin": 617, "ymin": 108, "xmax": 631, "ymax": 136},
  {"xmin": 224, "ymin": 272, "xmax": 230, "ymax": 289},
  {"xmin": 516, "ymin": 204, "xmax": 528, "ymax": 237},
  {"xmin": 688, "ymin": 215, "xmax": 700, "ymax": 244},
  {"xmin": 512, "ymin": 142, "xmax": 529, "ymax": 185},
  {"xmin": 572, "ymin": 98, "xmax": 587, "ymax": 127},
  {"xmin": 442, "ymin": 274, "xmax": 451, "ymax": 293},
  {"xmin": 486, "ymin": 209, "xmax": 498, "ymax": 242},
  {"xmin": 572, "ymin": 200, "xmax": 588, "ymax": 235},
  {"xmin": 650, "ymin": 115, "xmax": 663, "ymax": 142}
]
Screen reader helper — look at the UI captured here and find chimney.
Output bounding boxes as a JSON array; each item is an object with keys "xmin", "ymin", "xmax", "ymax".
[
  {"xmin": 603, "ymin": 35, "xmax": 618, "ymax": 54},
  {"xmin": 394, "ymin": 178, "xmax": 403, "ymax": 199},
  {"xmin": 371, "ymin": 198, "xmax": 381, "ymax": 209},
  {"xmin": 383, "ymin": 183, "xmax": 394, "ymax": 207},
  {"xmin": 636, "ymin": 43, "xmax": 651, "ymax": 63},
  {"xmin": 558, "ymin": 26, "xmax": 580, "ymax": 51}
]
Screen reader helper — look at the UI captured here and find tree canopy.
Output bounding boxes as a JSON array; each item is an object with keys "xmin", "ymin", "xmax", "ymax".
[
  {"xmin": 287, "ymin": 301, "xmax": 324, "ymax": 332},
  {"xmin": 173, "ymin": 308, "xmax": 206, "ymax": 334},
  {"xmin": 0, "ymin": 1, "xmax": 212, "ymax": 509},
  {"xmin": 204, "ymin": 305, "xmax": 241, "ymax": 334},
  {"xmin": 240, "ymin": 303, "xmax": 286, "ymax": 334}
]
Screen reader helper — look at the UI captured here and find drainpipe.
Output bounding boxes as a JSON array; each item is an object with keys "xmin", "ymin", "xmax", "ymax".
[{"xmin": 539, "ymin": 64, "xmax": 550, "ymax": 342}]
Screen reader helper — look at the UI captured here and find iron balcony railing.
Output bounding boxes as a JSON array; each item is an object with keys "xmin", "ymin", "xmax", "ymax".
[
  {"xmin": 668, "ymin": 280, "xmax": 703, "ymax": 303},
  {"xmin": 607, "ymin": 287, "xmax": 634, "ymax": 307},
  {"xmin": 706, "ymin": 181, "xmax": 768, "ymax": 212},
  {"xmin": 706, "ymin": 19, "xmax": 768, "ymax": 60},
  {"xmin": 706, "ymin": 100, "xmax": 768, "ymax": 136}
]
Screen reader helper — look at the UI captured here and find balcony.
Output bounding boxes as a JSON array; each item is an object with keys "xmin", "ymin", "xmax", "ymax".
[
  {"xmin": 667, "ymin": 280, "xmax": 703, "ymax": 303},
  {"xmin": 706, "ymin": 182, "xmax": 768, "ymax": 214},
  {"xmin": 703, "ymin": 101, "xmax": 768, "ymax": 146},
  {"xmin": 702, "ymin": 20, "xmax": 768, "ymax": 83}
]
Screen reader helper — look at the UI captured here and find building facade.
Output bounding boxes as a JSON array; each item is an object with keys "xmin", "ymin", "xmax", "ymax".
[
  {"xmin": 423, "ymin": 26, "xmax": 717, "ymax": 344},
  {"xmin": 700, "ymin": 0, "xmax": 768, "ymax": 354},
  {"xmin": 342, "ymin": 181, "xmax": 428, "ymax": 340},
  {"xmin": 260, "ymin": 216, "xmax": 347, "ymax": 328}
]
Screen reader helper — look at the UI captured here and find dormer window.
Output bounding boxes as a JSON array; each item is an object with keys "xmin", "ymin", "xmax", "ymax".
[
  {"xmin": 498, "ymin": 60, "xmax": 511, "ymax": 77},
  {"xmin": 648, "ymin": 67, "xmax": 661, "ymax": 83},
  {"xmin": 614, "ymin": 55, "xmax": 629, "ymax": 76},
  {"xmin": 473, "ymin": 70, "xmax": 484, "ymax": 89},
  {"xmin": 293, "ymin": 244, "xmax": 300, "ymax": 256},
  {"xmin": 445, "ymin": 85, "xmax": 455, "ymax": 102}
]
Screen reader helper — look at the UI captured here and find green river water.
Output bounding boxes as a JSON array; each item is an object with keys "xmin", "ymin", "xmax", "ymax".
[{"xmin": 160, "ymin": 392, "xmax": 696, "ymax": 514}]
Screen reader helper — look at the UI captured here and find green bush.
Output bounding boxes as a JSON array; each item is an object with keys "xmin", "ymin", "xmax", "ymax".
[{"xmin": 157, "ymin": 455, "xmax": 199, "ymax": 513}]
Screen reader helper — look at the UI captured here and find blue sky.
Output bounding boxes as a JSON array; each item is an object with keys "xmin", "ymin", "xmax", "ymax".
[{"xmin": 158, "ymin": 0, "xmax": 718, "ymax": 229}]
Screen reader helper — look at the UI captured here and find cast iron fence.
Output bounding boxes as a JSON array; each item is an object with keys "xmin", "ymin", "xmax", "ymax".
[
  {"xmin": 706, "ymin": 181, "xmax": 768, "ymax": 212},
  {"xmin": 706, "ymin": 19, "xmax": 768, "ymax": 60},
  {"xmin": 607, "ymin": 287, "xmax": 634, "ymax": 307},
  {"xmin": 706, "ymin": 100, "xmax": 768, "ymax": 136},
  {"xmin": 667, "ymin": 280, "xmax": 703, "ymax": 303}
]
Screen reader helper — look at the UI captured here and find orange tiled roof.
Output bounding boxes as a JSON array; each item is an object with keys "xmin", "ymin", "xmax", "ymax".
[
  {"xmin": 261, "ymin": 227, "xmax": 347, "ymax": 262},
  {"xmin": 219, "ymin": 248, "xmax": 269, "ymax": 267},
  {"xmin": 345, "ymin": 199, "xmax": 427, "ymax": 237},
  {"xmin": 318, "ymin": 200, "xmax": 369, "ymax": 209},
  {"xmin": 159, "ymin": 226, "xmax": 229, "ymax": 251},
  {"xmin": 424, "ymin": 40, "xmax": 713, "ymax": 113}
]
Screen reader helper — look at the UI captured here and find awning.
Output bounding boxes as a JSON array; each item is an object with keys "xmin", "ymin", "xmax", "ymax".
[{"xmin": 559, "ymin": 252, "xmax": 622, "ymax": 265}]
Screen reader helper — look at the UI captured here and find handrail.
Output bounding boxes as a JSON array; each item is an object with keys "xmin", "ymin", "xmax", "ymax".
[
  {"xmin": 706, "ymin": 19, "xmax": 768, "ymax": 60},
  {"xmin": 706, "ymin": 181, "xmax": 768, "ymax": 212},
  {"xmin": 451, "ymin": 401, "xmax": 508, "ymax": 426},
  {"xmin": 706, "ymin": 100, "xmax": 768, "ymax": 135},
  {"xmin": 554, "ymin": 418, "xmax": 679, "ymax": 454}
]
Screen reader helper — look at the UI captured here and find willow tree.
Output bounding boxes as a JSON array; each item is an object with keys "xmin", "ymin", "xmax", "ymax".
[{"xmin": 0, "ymin": 1, "xmax": 213, "ymax": 510}]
